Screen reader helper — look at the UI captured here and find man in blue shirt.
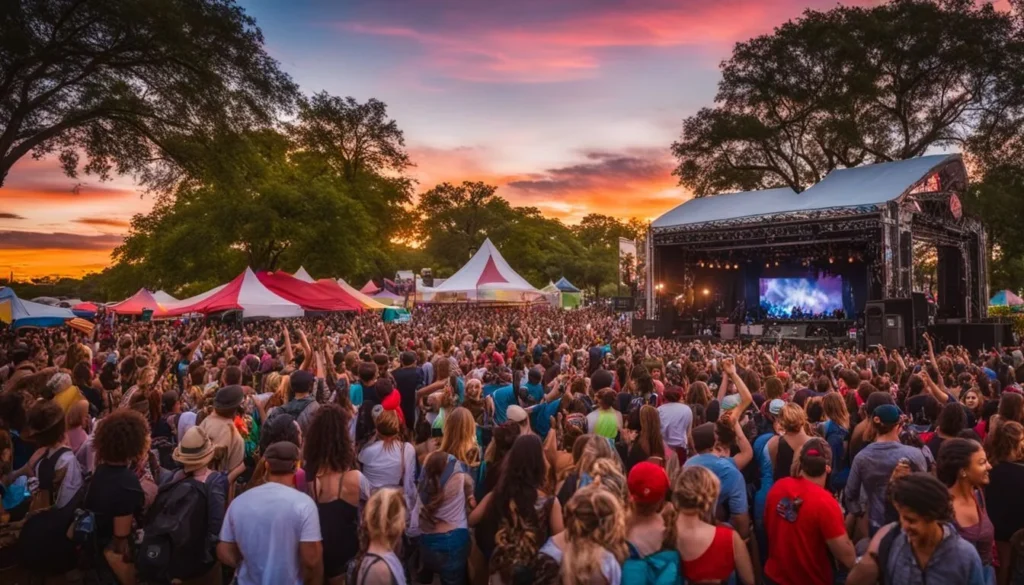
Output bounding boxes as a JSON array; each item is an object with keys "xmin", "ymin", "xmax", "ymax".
[{"xmin": 684, "ymin": 420, "xmax": 752, "ymax": 540}]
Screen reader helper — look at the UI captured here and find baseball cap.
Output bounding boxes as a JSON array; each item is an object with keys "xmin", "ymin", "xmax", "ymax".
[
  {"xmin": 721, "ymin": 394, "xmax": 741, "ymax": 411},
  {"xmin": 507, "ymin": 405, "xmax": 528, "ymax": 424},
  {"xmin": 628, "ymin": 462, "xmax": 669, "ymax": 505},
  {"xmin": 873, "ymin": 404, "xmax": 902, "ymax": 425},
  {"xmin": 768, "ymin": 399, "xmax": 786, "ymax": 416},
  {"xmin": 264, "ymin": 441, "xmax": 300, "ymax": 475}
]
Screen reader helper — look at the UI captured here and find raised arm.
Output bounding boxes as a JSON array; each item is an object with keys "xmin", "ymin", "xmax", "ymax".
[{"xmin": 298, "ymin": 329, "xmax": 314, "ymax": 372}]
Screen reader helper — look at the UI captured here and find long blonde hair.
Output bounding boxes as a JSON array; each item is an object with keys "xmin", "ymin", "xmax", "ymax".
[
  {"xmin": 561, "ymin": 485, "xmax": 628, "ymax": 585},
  {"xmin": 440, "ymin": 407, "xmax": 479, "ymax": 466},
  {"xmin": 355, "ymin": 488, "xmax": 407, "ymax": 576}
]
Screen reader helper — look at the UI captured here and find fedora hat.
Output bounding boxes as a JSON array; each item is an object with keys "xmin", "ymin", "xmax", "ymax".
[{"xmin": 173, "ymin": 426, "xmax": 215, "ymax": 470}]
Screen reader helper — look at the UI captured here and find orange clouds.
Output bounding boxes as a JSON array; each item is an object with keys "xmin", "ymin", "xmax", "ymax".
[{"xmin": 408, "ymin": 144, "xmax": 689, "ymax": 223}]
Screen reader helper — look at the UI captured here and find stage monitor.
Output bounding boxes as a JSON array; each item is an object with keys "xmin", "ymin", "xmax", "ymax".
[
  {"xmin": 611, "ymin": 296, "xmax": 636, "ymax": 312},
  {"xmin": 759, "ymin": 276, "xmax": 843, "ymax": 319}
]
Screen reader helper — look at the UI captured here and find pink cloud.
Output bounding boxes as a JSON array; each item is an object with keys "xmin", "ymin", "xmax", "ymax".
[{"xmin": 339, "ymin": 0, "xmax": 876, "ymax": 82}]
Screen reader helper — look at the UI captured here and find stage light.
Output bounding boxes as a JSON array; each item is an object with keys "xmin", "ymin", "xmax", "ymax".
[
  {"xmin": 733, "ymin": 264, "xmax": 739, "ymax": 269},
  {"xmin": 698, "ymin": 261, "xmax": 704, "ymax": 267},
  {"xmin": 774, "ymin": 261, "xmax": 779, "ymax": 267},
  {"xmin": 848, "ymin": 256, "xmax": 854, "ymax": 263},
  {"xmin": 702, "ymin": 288, "xmax": 710, "ymax": 296},
  {"xmin": 829, "ymin": 257, "xmax": 834, "ymax": 264},
  {"xmin": 656, "ymin": 283, "xmax": 664, "ymax": 291},
  {"xmin": 765, "ymin": 262, "xmax": 770, "ymax": 268}
]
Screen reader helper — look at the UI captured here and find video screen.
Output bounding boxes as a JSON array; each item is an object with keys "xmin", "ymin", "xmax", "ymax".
[{"xmin": 759, "ymin": 276, "xmax": 843, "ymax": 319}]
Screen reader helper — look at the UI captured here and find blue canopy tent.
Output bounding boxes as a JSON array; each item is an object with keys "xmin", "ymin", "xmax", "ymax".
[
  {"xmin": 554, "ymin": 277, "xmax": 581, "ymax": 293},
  {"xmin": 0, "ymin": 287, "xmax": 75, "ymax": 329},
  {"xmin": 990, "ymin": 290, "xmax": 1024, "ymax": 308}
]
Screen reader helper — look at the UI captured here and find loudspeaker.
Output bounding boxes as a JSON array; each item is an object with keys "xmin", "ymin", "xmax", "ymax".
[
  {"xmin": 865, "ymin": 301, "xmax": 885, "ymax": 347},
  {"xmin": 911, "ymin": 292, "xmax": 928, "ymax": 327},
  {"xmin": 882, "ymin": 314, "xmax": 905, "ymax": 348},
  {"xmin": 884, "ymin": 298, "xmax": 916, "ymax": 350}
]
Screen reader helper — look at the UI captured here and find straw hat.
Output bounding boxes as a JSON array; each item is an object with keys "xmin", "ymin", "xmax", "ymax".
[{"xmin": 173, "ymin": 426, "xmax": 215, "ymax": 470}]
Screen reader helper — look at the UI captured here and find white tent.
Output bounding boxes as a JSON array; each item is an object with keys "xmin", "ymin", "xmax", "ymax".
[
  {"xmin": 293, "ymin": 266, "xmax": 315, "ymax": 283},
  {"xmin": 158, "ymin": 268, "xmax": 303, "ymax": 318},
  {"xmin": 152, "ymin": 290, "xmax": 178, "ymax": 305},
  {"xmin": 426, "ymin": 238, "xmax": 543, "ymax": 303}
]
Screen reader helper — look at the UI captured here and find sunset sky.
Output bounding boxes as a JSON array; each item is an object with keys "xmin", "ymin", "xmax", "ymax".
[{"xmin": 0, "ymin": 0, "xmax": 888, "ymax": 279}]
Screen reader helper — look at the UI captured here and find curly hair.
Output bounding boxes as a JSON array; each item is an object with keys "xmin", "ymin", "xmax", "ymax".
[
  {"xmin": 561, "ymin": 485, "xmax": 629, "ymax": 585},
  {"xmin": 94, "ymin": 409, "xmax": 150, "ymax": 464},
  {"xmin": 303, "ymin": 404, "xmax": 355, "ymax": 477},
  {"xmin": 890, "ymin": 473, "xmax": 952, "ymax": 521},
  {"xmin": 490, "ymin": 434, "xmax": 548, "ymax": 583},
  {"xmin": 671, "ymin": 465, "xmax": 720, "ymax": 517}
]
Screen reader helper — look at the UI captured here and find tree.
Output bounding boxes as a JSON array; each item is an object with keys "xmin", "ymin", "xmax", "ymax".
[
  {"xmin": 671, "ymin": 0, "xmax": 1018, "ymax": 196},
  {"xmin": 0, "ymin": 0, "xmax": 297, "ymax": 190},
  {"xmin": 963, "ymin": 163, "xmax": 1024, "ymax": 292},
  {"xmin": 113, "ymin": 130, "xmax": 373, "ymax": 292},
  {"xmin": 572, "ymin": 214, "xmax": 633, "ymax": 298},
  {"xmin": 291, "ymin": 92, "xmax": 415, "ymax": 250},
  {"xmin": 416, "ymin": 181, "xmax": 515, "ymax": 274}
]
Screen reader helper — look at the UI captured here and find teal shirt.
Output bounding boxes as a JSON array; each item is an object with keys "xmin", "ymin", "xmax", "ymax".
[{"xmin": 349, "ymin": 382, "xmax": 363, "ymax": 407}]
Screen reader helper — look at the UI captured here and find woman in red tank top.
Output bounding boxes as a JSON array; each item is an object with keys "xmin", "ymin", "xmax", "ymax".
[{"xmin": 670, "ymin": 466, "xmax": 754, "ymax": 585}]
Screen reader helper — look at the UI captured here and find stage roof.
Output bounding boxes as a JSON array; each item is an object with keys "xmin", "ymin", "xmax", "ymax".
[{"xmin": 652, "ymin": 154, "xmax": 958, "ymax": 230}]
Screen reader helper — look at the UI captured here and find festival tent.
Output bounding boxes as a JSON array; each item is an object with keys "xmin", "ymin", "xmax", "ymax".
[
  {"xmin": 71, "ymin": 302, "xmax": 99, "ymax": 319},
  {"xmin": 335, "ymin": 279, "xmax": 387, "ymax": 310},
  {"xmin": 152, "ymin": 291, "xmax": 178, "ymax": 305},
  {"xmin": 554, "ymin": 277, "xmax": 581, "ymax": 293},
  {"xmin": 426, "ymin": 238, "xmax": 543, "ymax": 303},
  {"xmin": 108, "ymin": 289, "xmax": 163, "ymax": 316},
  {"xmin": 0, "ymin": 287, "xmax": 75, "ymax": 328},
  {"xmin": 159, "ymin": 268, "xmax": 303, "ymax": 318},
  {"xmin": 360, "ymin": 280, "xmax": 380, "ymax": 295},
  {"xmin": 554, "ymin": 277, "xmax": 582, "ymax": 308},
  {"xmin": 382, "ymin": 307, "xmax": 411, "ymax": 323},
  {"xmin": 990, "ymin": 290, "xmax": 1024, "ymax": 308},
  {"xmin": 256, "ymin": 271, "xmax": 362, "ymax": 312},
  {"xmin": 372, "ymin": 289, "xmax": 404, "ymax": 306},
  {"xmin": 155, "ymin": 283, "xmax": 227, "ymax": 317},
  {"xmin": 294, "ymin": 267, "xmax": 315, "ymax": 283}
]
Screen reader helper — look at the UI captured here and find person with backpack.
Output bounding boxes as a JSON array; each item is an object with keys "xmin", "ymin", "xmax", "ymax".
[
  {"xmin": 623, "ymin": 462, "xmax": 680, "ymax": 585},
  {"xmin": 537, "ymin": 484, "xmax": 627, "ymax": 585},
  {"xmin": 136, "ymin": 426, "xmax": 228, "ymax": 585},
  {"xmin": 25, "ymin": 400, "xmax": 84, "ymax": 509},
  {"xmin": 847, "ymin": 473, "xmax": 986, "ymax": 585},
  {"xmin": 763, "ymin": 438, "xmax": 855, "ymax": 585},
  {"xmin": 268, "ymin": 370, "xmax": 320, "ymax": 436},
  {"xmin": 218, "ymin": 441, "xmax": 323, "ymax": 585}
]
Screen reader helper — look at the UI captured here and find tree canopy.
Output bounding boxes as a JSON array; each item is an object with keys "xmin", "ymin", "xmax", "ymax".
[
  {"xmin": 0, "ymin": 0, "xmax": 297, "ymax": 189},
  {"xmin": 672, "ymin": 0, "xmax": 1021, "ymax": 196}
]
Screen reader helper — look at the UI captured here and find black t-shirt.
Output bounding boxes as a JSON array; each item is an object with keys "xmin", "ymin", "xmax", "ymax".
[
  {"xmin": 84, "ymin": 464, "xmax": 145, "ymax": 542},
  {"xmin": 986, "ymin": 461, "xmax": 1024, "ymax": 541}
]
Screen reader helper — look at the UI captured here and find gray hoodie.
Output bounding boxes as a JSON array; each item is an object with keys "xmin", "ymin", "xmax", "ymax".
[{"xmin": 880, "ymin": 522, "xmax": 986, "ymax": 585}]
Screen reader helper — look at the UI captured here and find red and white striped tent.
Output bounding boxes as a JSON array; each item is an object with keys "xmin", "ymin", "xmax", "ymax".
[
  {"xmin": 158, "ymin": 268, "xmax": 303, "ymax": 318},
  {"xmin": 108, "ymin": 289, "xmax": 163, "ymax": 315}
]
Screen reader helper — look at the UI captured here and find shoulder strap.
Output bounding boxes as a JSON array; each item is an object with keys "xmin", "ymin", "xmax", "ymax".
[{"xmin": 876, "ymin": 524, "xmax": 902, "ymax": 585}]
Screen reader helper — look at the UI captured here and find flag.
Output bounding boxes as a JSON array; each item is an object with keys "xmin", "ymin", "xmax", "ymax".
[{"xmin": 0, "ymin": 299, "xmax": 11, "ymax": 324}]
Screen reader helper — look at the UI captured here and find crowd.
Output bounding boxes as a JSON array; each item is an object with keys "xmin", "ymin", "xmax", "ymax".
[{"xmin": 1, "ymin": 303, "xmax": 1023, "ymax": 585}]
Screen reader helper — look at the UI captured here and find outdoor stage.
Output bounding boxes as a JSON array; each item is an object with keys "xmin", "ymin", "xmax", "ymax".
[{"xmin": 641, "ymin": 154, "xmax": 1008, "ymax": 351}]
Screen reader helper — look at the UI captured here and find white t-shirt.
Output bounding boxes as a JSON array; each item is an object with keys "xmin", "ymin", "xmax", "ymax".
[
  {"xmin": 358, "ymin": 440, "xmax": 417, "ymax": 509},
  {"xmin": 34, "ymin": 446, "xmax": 84, "ymax": 508},
  {"xmin": 658, "ymin": 402, "xmax": 693, "ymax": 449},
  {"xmin": 220, "ymin": 482, "xmax": 322, "ymax": 585}
]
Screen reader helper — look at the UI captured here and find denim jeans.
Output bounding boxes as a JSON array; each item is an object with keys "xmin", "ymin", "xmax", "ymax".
[{"xmin": 418, "ymin": 528, "xmax": 470, "ymax": 585}]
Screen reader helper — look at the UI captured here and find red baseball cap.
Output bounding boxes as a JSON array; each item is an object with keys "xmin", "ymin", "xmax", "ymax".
[{"xmin": 628, "ymin": 462, "xmax": 669, "ymax": 505}]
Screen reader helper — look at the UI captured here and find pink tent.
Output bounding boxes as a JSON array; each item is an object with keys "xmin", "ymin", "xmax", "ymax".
[
  {"xmin": 158, "ymin": 269, "xmax": 303, "ymax": 318},
  {"xmin": 360, "ymin": 280, "xmax": 380, "ymax": 294},
  {"xmin": 108, "ymin": 289, "xmax": 162, "ymax": 315}
]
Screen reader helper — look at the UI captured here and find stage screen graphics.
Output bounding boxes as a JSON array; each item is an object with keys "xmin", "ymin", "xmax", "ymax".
[{"xmin": 759, "ymin": 276, "xmax": 843, "ymax": 318}]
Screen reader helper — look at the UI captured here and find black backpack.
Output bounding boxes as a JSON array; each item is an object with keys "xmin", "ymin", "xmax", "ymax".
[
  {"xmin": 135, "ymin": 473, "xmax": 212, "ymax": 583},
  {"xmin": 876, "ymin": 524, "xmax": 903, "ymax": 585},
  {"xmin": 17, "ymin": 448, "xmax": 90, "ymax": 575}
]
